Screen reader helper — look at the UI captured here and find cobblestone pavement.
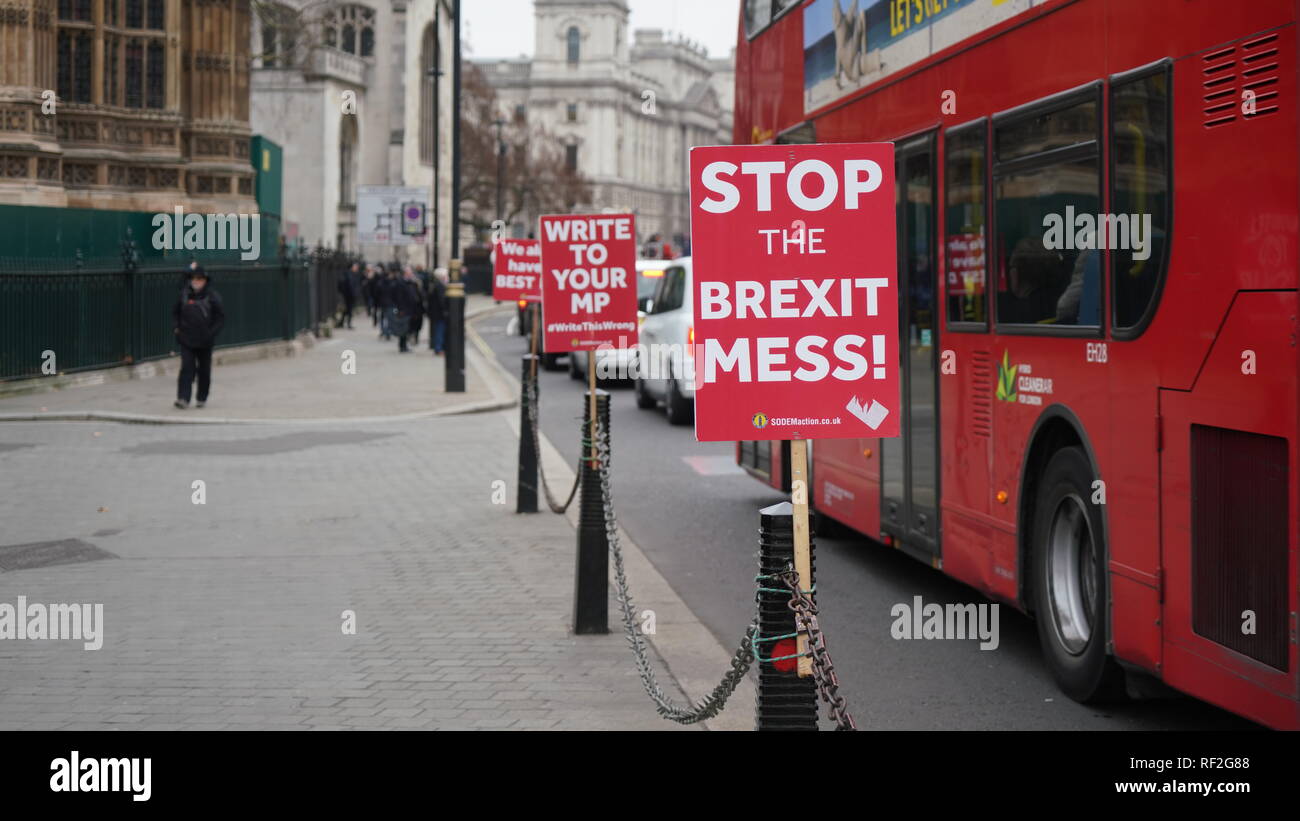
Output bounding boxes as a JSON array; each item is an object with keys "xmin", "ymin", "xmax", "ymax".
[{"xmin": 0, "ymin": 410, "xmax": 697, "ymax": 730}]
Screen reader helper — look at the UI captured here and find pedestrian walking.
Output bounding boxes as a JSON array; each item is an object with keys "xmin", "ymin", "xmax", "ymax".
[
  {"xmin": 392, "ymin": 268, "xmax": 422, "ymax": 353},
  {"xmin": 363, "ymin": 266, "xmax": 379, "ymax": 323},
  {"xmin": 426, "ymin": 267, "xmax": 448, "ymax": 354},
  {"xmin": 377, "ymin": 268, "xmax": 397, "ymax": 340},
  {"xmin": 172, "ymin": 265, "xmax": 225, "ymax": 409},
  {"xmin": 337, "ymin": 263, "xmax": 358, "ymax": 329},
  {"xmin": 407, "ymin": 266, "xmax": 425, "ymax": 346}
]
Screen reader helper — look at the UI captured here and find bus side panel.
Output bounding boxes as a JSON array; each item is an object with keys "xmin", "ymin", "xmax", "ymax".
[
  {"xmin": 733, "ymin": 6, "xmax": 804, "ymax": 144},
  {"xmin": 812, "ymin": 438, "xmax": 880, "ymax": 538},
  {"xmin": 1105, "ymin": 0, "xmax": 1296, "ymax": 76},
  {"xmin": 936, "ymin": 334, "xmax": 1005, "ymax": 601},
  {"xmin": 1159, "ymin": 291, "xmax": 1299, "ymax": 730},
  {"xmin": 1150, "ymin": 34, "xmax": 1299, "ymax": 395},
  {"xmin": 1104, "ymin": 325, "xmax": 1163, "ymax": 672}
]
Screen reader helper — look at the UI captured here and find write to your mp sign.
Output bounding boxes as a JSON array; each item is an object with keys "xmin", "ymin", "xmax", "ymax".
[
  {"xmin": 539, "ymin": 214, "xmax": 638, "ymax": 352},
  {"xmin": 688, "ymin": 143, "xmax": 899, "ymax": 442},
  {"xmin": 492, "ymin": 238, "xmax": 542, "ymax": 302}
]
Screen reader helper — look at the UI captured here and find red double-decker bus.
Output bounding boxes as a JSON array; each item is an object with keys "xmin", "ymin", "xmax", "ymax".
[{"xmin": 731, "ymin": 0, "xmax": 1298, "ymax": 728}]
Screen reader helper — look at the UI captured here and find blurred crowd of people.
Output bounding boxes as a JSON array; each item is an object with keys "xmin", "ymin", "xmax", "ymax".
[{"xmin": 336, "ymin": 262, "xmax": 449, "ymax": 354}]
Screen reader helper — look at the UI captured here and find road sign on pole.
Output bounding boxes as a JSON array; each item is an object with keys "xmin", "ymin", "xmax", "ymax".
[
  {"xmin": 688, "ymin": 142, "xmax": 900, "ymax": 443},
  {"xmin": 538, "ymin": 213, "xmax": 639, "ymax": 354},
  {"xmin": 357, "ymin": 186, "xmax": 430, "ymax": 246}
]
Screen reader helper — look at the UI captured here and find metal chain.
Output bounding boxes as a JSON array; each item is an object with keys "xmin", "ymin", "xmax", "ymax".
[
  {"xmin": 774, "ymin": 566, "xmax": 858, "ymax": 730},
  {"xmin": 594, "ymin": 414, "xmax": 759, "ymax": 724},
  {"xmin": 525, "ymin": 371, "xmax": 581, "ymax": 514}
]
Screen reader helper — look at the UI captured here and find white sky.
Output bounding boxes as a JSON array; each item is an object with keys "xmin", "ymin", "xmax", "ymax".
[{"xmin": 463, "ymin": 0, "xmax": 742, "ymax": 60}]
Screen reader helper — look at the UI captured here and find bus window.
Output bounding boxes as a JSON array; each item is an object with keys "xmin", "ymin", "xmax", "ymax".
[
  {"xmin": 993, "ymin": 93, "xmax": 1101, "ymax": 330},
  {"xmin": 996, "ymin": 97, "xmax": 1098, "ymax": 162},
  {"xmin": 776, "ymin": 121, "xmax": 816, "ymax": 145},
  {"xmin": 1111, "ymin": 64, "xmax": 1170, "ymax": 334},
  {"xmin": 744, "ymin": 0, "xmax": 772, "ymax": 38},
  {"xmin": 944, "ymin": 123, "xmax": 987, "ymax": 327}
]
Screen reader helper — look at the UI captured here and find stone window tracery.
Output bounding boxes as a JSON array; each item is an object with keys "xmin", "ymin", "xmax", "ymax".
[{"xmin": 323, "ymin": 5, "xmax": 375, "ymax": 58}]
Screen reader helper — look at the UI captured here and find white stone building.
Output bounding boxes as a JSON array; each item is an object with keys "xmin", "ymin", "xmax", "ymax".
[
  {"xmin": 250, "ymin": 0, "xmax": 456, "ymax": 267},
  {"xmin": 474, "ymin": 0, "xmax": 734, "ymax": 253}
]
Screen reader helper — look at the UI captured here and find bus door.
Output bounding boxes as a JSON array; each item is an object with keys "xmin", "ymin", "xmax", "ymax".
[{"xmin": 880, "ymin": 134, "xmax": 940, "ymax": 558}]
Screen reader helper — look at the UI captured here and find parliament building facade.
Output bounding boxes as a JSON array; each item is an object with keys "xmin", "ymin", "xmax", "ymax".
[{"xmin": 0, "ymin": 0, "xmax": 257, "ymax": 214}]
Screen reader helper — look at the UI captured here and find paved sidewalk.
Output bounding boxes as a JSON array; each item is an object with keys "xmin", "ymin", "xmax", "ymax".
[
  {"xmin": 0, "ymin": 295, "xmax": 512, "ymax": 423},
  {"xmin": 0, "ymin": 290, "xmax": 760, "ymax": 731},
  {"xmin": 0, "ymin": 410, "xmax": 699, "ymax": 730}
]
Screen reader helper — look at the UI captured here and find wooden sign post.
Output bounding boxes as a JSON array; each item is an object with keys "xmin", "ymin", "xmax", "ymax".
[
  {"xmin": 790, "ymin": 438, "xmax": 812, "ymax": 678},
  {"xmin": 588, "ymin": 351, "xmax": 598, "ymax": 464}
]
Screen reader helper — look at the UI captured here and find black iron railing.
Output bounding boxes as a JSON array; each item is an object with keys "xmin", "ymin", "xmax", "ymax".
[{"xmin": 0, "ymin": 247, "xmax": 358, "ymax": 381}]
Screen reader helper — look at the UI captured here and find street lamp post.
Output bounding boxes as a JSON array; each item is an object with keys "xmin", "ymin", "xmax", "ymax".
[
  {"xmin": 445, "ymin": 0, "xmax": 465, "ymax": 393},
  {"xmin": 428, "ymin": 0, "xmax": 443, "ymax": 274},
  {"xmin": 445, "ymin": 258, "xmax": 465, "ymax": 392},
  {"xmin": 492, "ymin": 117, "xmax": 507, "ymax": 227},
  {"xmin": 451, "ymin": 0, "xmax": 461, "ymax": 261}
]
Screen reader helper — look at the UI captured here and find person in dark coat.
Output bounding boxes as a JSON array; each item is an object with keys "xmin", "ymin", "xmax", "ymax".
[
  {"xmin": 377, "ymin": 269, "xmax": 397, "ymax": 339},
  {"xmin": 172, "ymin": 265, "xmax": 225, "ymax": 409},
  {"xmin": 392, "ymin": 268, "xmax": 423, "ymax": 353},
  {"xmin": 387, "ymin": 266, "xmax": 423, "ymax": 350},
  {"xmin": 363, "ymin": 266, "xmax": 379, "ymax": 324},
  {"xmin": 336, "ymin": 263, "xmax": 358, "ymax": 328},
  {"xmin": 426, "ymin": 268, "xmax": 448, "ymax": 354},
  {"xmin": 406, "ymin": 265, "xmax": 425, "ymax": 345}
]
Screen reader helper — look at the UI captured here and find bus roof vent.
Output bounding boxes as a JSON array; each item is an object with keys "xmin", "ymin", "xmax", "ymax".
[
  {"xmin": 1240, "ymin": 32, "xmax": 1281, "ymax": 120},
  {"xmin": 1201, "ymin": 46, "xmax": 1238, "ymax": 128},
  {"xmin": 1202, "ymin": 32, "xmax": 1284, "ymax": 128}
]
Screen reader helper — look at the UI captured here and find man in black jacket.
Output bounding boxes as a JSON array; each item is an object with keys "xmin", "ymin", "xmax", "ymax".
[
  {"xmin": 426, "ymin": 269, "xmax": 448, "ymax": 354},
  {"xmin": 377, "ymin": 268, "xmax": 397, "ymax": 340},
  {"xmin": 172, "ymin": 266, "xmax": 225, "ymax": 409},
  {"xmin": 336, "ymin": 263, "xmax": 358, "ymax": 329},
  {"xmin": 392, "ymin": 268, "xmax": 424, "ymax": 353},
  {"xmin": 363, "ymin": 266, "xmax": 379, "ymax": 323}
]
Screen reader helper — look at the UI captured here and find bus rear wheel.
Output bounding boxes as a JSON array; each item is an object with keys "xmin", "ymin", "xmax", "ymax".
[{"xmin": 1031, "ymin": 446, "xmax": 1124, "ymax": 703}]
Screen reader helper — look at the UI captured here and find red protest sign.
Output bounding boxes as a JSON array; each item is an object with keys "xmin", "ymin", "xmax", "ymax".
[
  {"xmin": 688, "ymin": 142, "xmax": 899, "ymax": 442},
  {"xmin": 539, "ymin": 214, "xmax": 638, "ymax": 353},
  {"xmin": 492, "ymin": 238, "xmax": 542, "ymax": 302}
]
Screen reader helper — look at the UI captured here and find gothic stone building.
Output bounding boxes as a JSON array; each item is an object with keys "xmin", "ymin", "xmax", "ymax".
[
  {"xmin": 476, "ymin": 0, "xmax": 734, "ymax": 251},
  {"xmin": 0, "ymin": 0, "xmax": 257, "ymax": 214},
  {"xmin": 249, "ymin": 0, "xmax": 455, "ymax": 267}
]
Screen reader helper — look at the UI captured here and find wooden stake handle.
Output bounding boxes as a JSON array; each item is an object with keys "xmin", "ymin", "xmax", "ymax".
[
  {"xmin": 588, "ymin": 351, "xmax": 597, "ymax": 464},
  {"xmin": 790, "ymin": 439, "xmax": 812, "ymax": 678}
]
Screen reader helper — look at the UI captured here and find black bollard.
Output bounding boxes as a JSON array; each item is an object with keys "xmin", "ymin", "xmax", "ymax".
[
  {"xmin": 516, "ymin": 354, "xmax": 539, "ymax": 514},
  {"xmin": 445, "ymin": 259, "xmax": 465, "ymax": 392},
  {"xmin": 573, "ymin": 389, "xmax": 611, "ymax": 635},
  {"xmin": 756, "ymin": 501, "xmax": 818, "ymax": 730}
]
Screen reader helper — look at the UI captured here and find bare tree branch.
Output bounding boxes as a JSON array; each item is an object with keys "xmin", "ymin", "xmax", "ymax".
[{"xmin": 457, "ymin": 63, "xmax": 592, "ymax": 242}]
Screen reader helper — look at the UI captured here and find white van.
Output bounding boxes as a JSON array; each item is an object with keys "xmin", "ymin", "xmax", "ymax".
[
  {"xmin": 634, "ymin": 257, "xmax": 695, "ymax": 425},
  {"xmin": 569, "ymin": 259, "xmax": 670, "ymax": 382}
]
